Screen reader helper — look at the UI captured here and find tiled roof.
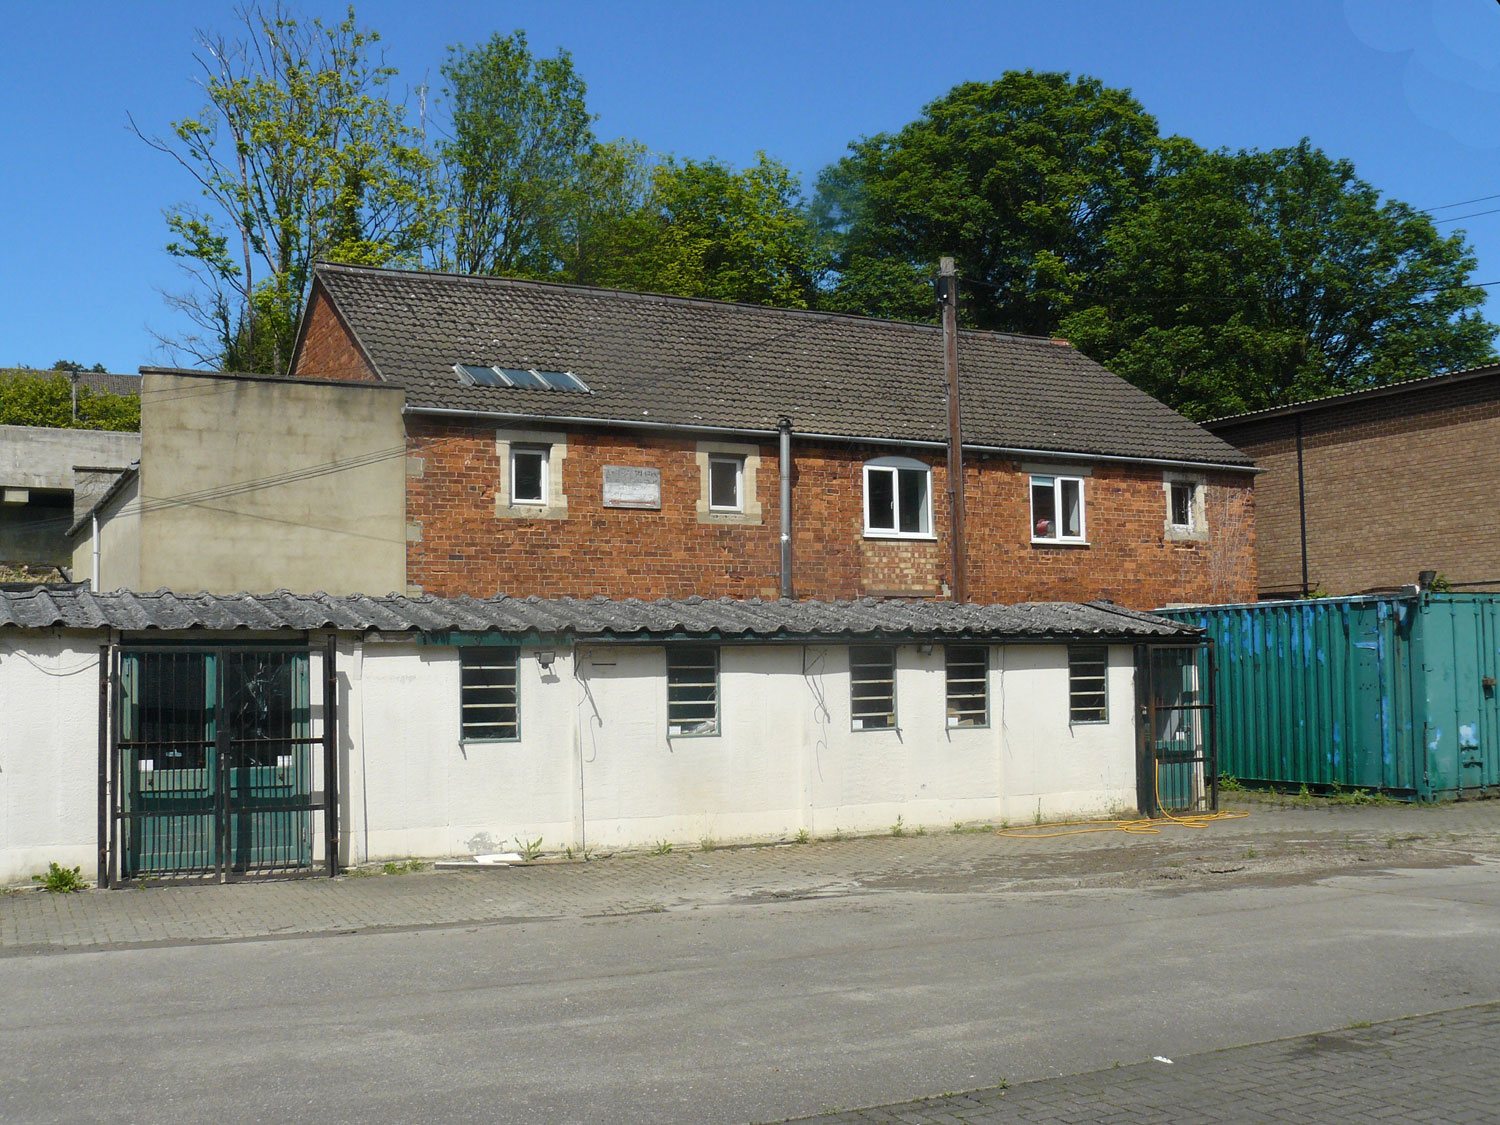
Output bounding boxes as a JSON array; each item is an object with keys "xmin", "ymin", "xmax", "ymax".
[
  {"xmin": 0, "ymin": 587, "xmax": 1198, "ymax": 641},
  {"xmin": 310, "ymin": 263, "xmax": 1252, "ymax": 469},
  {"xmin": 1204, "ymin": 362, "xmax": 1500, "ymax": 429}
]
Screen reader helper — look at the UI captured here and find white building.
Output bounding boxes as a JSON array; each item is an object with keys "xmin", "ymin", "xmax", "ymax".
[{"xmin": 0, "ymin": 588, "xmax": 1206, "ymax": 886}]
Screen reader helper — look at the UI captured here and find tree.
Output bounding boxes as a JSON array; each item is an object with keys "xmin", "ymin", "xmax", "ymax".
[
  {"xmin": 432, "ymin": 31, "xmax": 598, "ymax": 277},
  {"xmin": 0, "ymin": 371, "xmax": 140, "ymax": 431},
  {"xmin": 136, "ymin": 4, "xmax": 438, "ymax": 373},
  {"xmin": 814, "ymin": 72, "xmax": 1167, "ymax": 332},
  {"xmin": 50, "ymin": 360, "xmax": 108, "ymax": 374},
  {"xmin": 1058, "ymin": 141, "xmax": 1497, "ymax": 418},
  {"xmin": 602, "ymin": 154, "xmax": 829, "ymax": 307}
]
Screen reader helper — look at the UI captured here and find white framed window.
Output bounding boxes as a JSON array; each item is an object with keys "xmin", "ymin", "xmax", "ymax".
[
  {"xmin": 945, "ymin": 645, "xmax": 989, "ymax": 728},
  {"xmin": 850, "ymin": 645, "xmax": 897, "ymax": 730},
  {"xmin": 864, "ymin": 457, "xmax": 932, "ymax": 538},
  {"xmin": 460, "ymin": 648, "xmax": 519, "ymax": 741},
  {"xmin": 667, "ymin": 646, "xmax": 719, "ymax": 736},
  {"xmin": 510, "ymin": 446, "xmax": 549, "ymax": 505},
  {"xmin": 1031, "ymin": 474, "xmax": 1085, "ymax": 543},
  {"xmin": 1163, "ymin": 474, "xmax": 1208, "ymax": 541},
  {"xmin": 707, "ymin": 455, "xmax": 743, "ymax": 512},
  {"xmin": 1168, "ymin": 481, "xmax": 1195, "ymax": 530},
  {"xmin": 496, "ymin": 429, "xmax": 568, "ymax": 520},
  {"xmin": 1068, "ymin": 646, "xmax": 1108, "ymax": 724}
]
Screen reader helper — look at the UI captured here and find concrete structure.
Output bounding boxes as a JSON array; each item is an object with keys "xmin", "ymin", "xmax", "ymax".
[
  {"xmin": 0, "ymin": 588, "xmax": 1194, "ymax": 885},
  {"xmin": 0, "ymin": 425, "xmax": 137, "ymax": 569},
  {"xmin": 70, "ymin": 370, "xmax": 406, "ymax": 595},
  {"xmin": 1206, "ymin": 363, "xmax": 1500, "ymax": 598}
]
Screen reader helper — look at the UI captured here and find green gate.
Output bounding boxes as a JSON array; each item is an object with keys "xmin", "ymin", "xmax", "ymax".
[
  {"xmin": 115, "ymin": 646, "xmax": 317, "ymax": 878},
  {"xmin": 1136, "ymin": 643, "xmax": 1217, "ymax": 816}
]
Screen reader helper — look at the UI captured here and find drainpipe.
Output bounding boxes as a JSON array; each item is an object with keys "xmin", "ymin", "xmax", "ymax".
[
  {"xmin": 779, "ymin": 417, "xmax": 794, "ymax": 600},
  {"xmin": 91, "ymin": 511, "xmax": 100, "ymax": 590}
]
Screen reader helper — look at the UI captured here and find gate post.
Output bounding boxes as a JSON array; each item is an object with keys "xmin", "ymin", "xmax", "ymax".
[
  {"xmin": 323, "ymin": 634, "xmax": 340, "ymax": 877},
  {"xmin": 97, "ymin": 642, "xmax": 111, "ymax": 889}
]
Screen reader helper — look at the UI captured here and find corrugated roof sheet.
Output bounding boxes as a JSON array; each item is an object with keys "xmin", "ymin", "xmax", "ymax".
[
  {"xmin": 0, "ymin": 588, "xmax": 1198, "ymax": 641},
  {"xmin": 310, "ymin": 263, "xmax": 1253, "ymax": 469}
]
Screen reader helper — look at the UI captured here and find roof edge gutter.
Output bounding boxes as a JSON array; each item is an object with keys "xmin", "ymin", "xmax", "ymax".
[{"xmin": 403, "ymin": 406, "xmax": 1259, "ymax": 475}]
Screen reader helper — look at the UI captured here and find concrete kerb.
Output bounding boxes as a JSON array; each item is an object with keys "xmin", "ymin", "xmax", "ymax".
[{"xmin": 5, "ymin": 796, "xmax": 1500, "ymax": 955}]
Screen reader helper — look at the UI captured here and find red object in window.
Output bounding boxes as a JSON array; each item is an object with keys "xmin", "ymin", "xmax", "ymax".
[{"xmin": 1035, "ymin": 518, "xmax": 1051, "ymax": 537}]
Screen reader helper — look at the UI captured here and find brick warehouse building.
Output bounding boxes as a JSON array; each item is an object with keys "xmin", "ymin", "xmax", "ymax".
[
  {"xmin": 284, "ymin": 262, "xmax": 1257, "ymax": 609},
  {"xmin": 1206, "ymin": 363, "xmax": 1500, "ymax": 599}
]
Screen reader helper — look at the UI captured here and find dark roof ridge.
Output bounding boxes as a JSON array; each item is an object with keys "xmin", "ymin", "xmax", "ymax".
[{"xmin": 311, "ymin": 260, "xmax": 1078, "ymax": 350}]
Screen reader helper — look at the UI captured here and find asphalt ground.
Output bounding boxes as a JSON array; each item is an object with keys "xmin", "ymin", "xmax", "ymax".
[{"xmin": 3, "ymin": 795, "xmax": 1500, "ymax": 1123}]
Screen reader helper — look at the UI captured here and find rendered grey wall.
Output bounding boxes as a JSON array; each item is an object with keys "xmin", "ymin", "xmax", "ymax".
[{"xmin": 136, "ymin": 372, "xmax": 406, "ymax": 595}]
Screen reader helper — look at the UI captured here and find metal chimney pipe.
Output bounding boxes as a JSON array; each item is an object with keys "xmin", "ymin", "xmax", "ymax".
[{"xmin": 779, "ymin": 417, "xmax": 793, "ymax": 600}]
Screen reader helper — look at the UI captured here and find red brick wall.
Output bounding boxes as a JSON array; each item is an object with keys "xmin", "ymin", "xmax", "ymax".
[
  {"xmin": 1213, "ymin": 374, "xmax": 1500, "ymax": 596},
  {"xmin": 293, "ymin": 291, "xmax": 379, "ymax": 382},
  {"xmin": 405, "ymin": 416, "xmax": 1257, "ymax": 608}
]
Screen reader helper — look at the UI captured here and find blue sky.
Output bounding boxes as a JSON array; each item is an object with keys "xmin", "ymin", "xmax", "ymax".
[{"xmin": 2, "ymin": 0, "xmax": 1498, "ymax": 373}]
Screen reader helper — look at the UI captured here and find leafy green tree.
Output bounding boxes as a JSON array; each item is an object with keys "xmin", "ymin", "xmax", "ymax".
[
  {"xmin": 0, "ymin": 371, "xmax": 140, "ymax": 431},
  {"xmin": 814, "ymin": 72, "xmax": 1167, "ymax": 332},
  {"xmin": 601, "ymin": 154, "xmax": 828, "ymax": 307},
  {"xmin": 1059, "ymin": 141, "xmax": 1497, "ymax": 418},
  {"xmin": 50, "ymin": 360, "xmax": 108, "ymax": 373},
  {"xmin": 433, "ymin": 31, "xmax": 598, "ymax": 277},
  {"xmin": 135, "ymin": 3, "xmax": 438, "ymax": 373}
]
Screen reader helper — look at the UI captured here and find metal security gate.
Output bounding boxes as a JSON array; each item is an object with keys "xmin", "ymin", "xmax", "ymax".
[
  {"xmin": 106, "ymin": 640, "xmax": 338, "ymax": 882},
  {"xmin": 1136, "ymin": 643, "xmax": 1217, "ymax": 816}
]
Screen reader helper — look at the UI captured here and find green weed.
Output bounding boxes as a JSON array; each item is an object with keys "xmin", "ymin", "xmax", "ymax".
[
  {"xmin": 795, "ymin": 828, "xmax": 811, "ymax": 844},
  {"xmin": 1218, "ymin": 774, "xmax": 1244, "ymax": 792},
  {"xmin": 651, "ymin": 840, "xmax": 673, "ymax": 855},
  {"xmin": 32, "ymin": 863, "xmax": 86, "ymax": 893},
  {"xmin": 890, "ymin": 815, "xmax": 906, "ymax": 838},
  {"xmin": 514, "ymin": 836, "xmax": 544, "ymax": 861}
]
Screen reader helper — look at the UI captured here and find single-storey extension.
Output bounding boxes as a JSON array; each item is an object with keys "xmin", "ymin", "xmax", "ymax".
[{"xmin": 0, "ymin": 587, "xmax": 1207, "ymax": 886}]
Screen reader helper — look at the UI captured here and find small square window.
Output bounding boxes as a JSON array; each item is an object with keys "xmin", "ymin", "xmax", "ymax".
[
  {"xmin": 945, "ymin": 645, "xmax": 988, "ymax": 728},
  {"xmin": 667, "ymin": 646, "xmax": 719, "ymax": 736},
  {"xmin": 1068, "ymin": 646, "xmax": 1108, "ymax": 724},
  {"xmin": 850, "ymin": 645, "xmax": 896, "ymax": 730},
  {"xmin": 511, "ymin": 447, "xmax": 548, "ymax": 505},
  {"xmin": 708, "ymin": 455, "xmax": 743, "ymax": 511},
  {"xmin": 1169, "ymin": 482, "xmax": 1195, "ymax": 530},
  {"xmin": 1032, "ymin": 475, "xmax": 1085, "ymax": 543},
  {"xmin": 461, "ymin": 648, "xmax": 519, "ymax": 740}
]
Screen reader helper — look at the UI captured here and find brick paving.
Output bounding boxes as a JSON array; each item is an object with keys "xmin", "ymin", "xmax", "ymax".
[
  {"xmin": 4, "ymin": 795, "xmax": 1500, "ymax": 954},
  {"xmin": 782, "ymin": 1003, "xmax": 1500, "ymax": 1125}
]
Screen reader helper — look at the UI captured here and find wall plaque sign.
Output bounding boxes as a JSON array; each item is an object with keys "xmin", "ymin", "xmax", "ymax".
[{"xmin": 602, "ymin": 465, "xmax": 661, "ymax": 509}]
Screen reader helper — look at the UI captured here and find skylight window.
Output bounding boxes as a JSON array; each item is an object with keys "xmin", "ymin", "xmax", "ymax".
[{"xmin": 453, "ymin": 364, "xmax": 591, "ymax": 393}]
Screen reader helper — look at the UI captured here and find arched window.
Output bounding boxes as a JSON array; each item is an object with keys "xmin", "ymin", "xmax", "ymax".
[{"xmin": 863, "ymin": 456, "xmax": 932, "ymax": 537}]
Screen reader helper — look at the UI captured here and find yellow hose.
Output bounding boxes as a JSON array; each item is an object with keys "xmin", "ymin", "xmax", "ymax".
[{"xmin": 996, "ymin": 758, "xmax": 1249, "ymax": 838}]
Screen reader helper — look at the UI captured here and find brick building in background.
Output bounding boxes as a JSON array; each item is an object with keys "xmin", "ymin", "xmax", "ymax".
[
  {"xmin": 286, "ymin": 262, "xmax": 1257, "ymax": 609},
  {"xmin": 1206, "ymin": 363, "xmax": 1500, "ymax": 599}
]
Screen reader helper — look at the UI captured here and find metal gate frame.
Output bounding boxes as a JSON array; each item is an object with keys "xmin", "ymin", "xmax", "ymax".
[
  {"xmin": 100, "ymin": 634, "xmax": 339, "ymax": 886},
  {"xmin": 1135, "ymin": 640, "xmax": 1218, "ymax": 817}
]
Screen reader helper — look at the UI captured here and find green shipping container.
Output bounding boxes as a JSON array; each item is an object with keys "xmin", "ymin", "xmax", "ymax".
[{"xmin": 1159, "ymin": 593, "xmax": 1500, "ymax": 801}]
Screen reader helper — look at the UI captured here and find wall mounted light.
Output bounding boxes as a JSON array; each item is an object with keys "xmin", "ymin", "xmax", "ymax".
[
  {"xmin": 536, "ymin": 650, "xmax": 556, "ymax": 669},
  {"xmin": 917, "ymin": 642, "xmax": 934, "ymax": 655}
]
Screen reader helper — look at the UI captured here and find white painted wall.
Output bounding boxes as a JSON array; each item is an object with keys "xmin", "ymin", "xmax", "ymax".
[
  {"xmin": 1, "ymin": 633, "xmax": 1144, "ymax": 881},
  {"xmin": 348, "ymin": 640, "xmax": 1140, "ymax": 861},
  {"xmin": 0, "ymin": 634, "xmax": 101, "ymax": 885}
]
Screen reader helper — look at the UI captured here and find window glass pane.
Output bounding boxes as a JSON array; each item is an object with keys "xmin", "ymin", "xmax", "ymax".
[
  {"xmin": 850, "ymin": 646, "xmax": 896, "ymax": 730},
  {"xmin": 458, "ymin": 364, "xmax": 504, "ymax": 387},
  {"xmin": 667, "ymin": 647, "xmax": 719, "ymax": 735},
  {"xmin": 512, "ymin": 449, "xmax": 545, "ymax": 503},
  {"xmin": 1061, "ymin": 478, "xmax": 1082, "ymax": 538},
  {"xmin": 897, "ymin": 468, "xmax": 928, "ymax": 534},
  {"xmin": 461, "ymin": 649, "xmax": 519, "ymax": 740},
  {"xmin": 945, "ymin": 645, "xmax": 988, "ymax": 728},
  {"xmin": 501, "ymin": 367, "xmax": 547, "ymax": 390},
  {"xmin": 709, "ymin": 457, "xmax": 741, "ymax": 510},
  {"xmin": 1068, "ymin": 646, "xmax": 1108, "ymax": 723},
  {"xmin": 1032, "ymin": 478, "xmax": 1056, "ymax": 538},
  {"xmin": 1170, "ymin": 483, "xmax": 1192, "ymax": 528},
  {"xmin": 867, "ymin": 468, "xmax": 895, "ymax": 530}
]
